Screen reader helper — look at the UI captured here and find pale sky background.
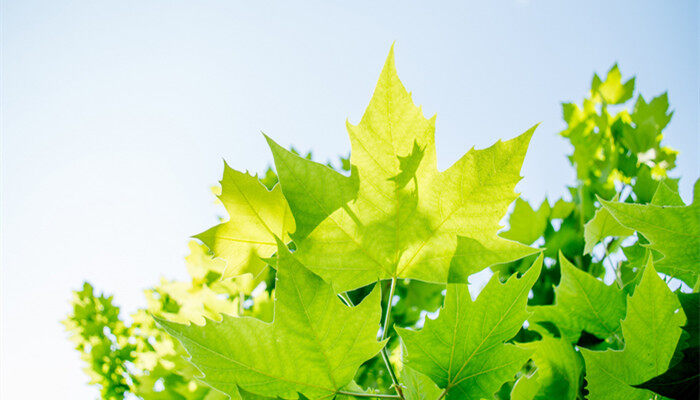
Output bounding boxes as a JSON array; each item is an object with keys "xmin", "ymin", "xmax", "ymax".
[{"xmin": 1, "ymin": 1, "xmax": 698, "ymax": 398}]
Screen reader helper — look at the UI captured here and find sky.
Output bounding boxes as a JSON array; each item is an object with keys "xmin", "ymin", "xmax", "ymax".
[{"xmin": 1, "ymin": 0, "xmax": 698, "ymax": 398}]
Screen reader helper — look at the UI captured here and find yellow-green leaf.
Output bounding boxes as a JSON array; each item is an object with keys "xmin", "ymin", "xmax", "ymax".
[
  {"xmin": 195, "ymin": 163, "xmax": 296, "ymax": 279},
  {"xmin": 511, "ymin": 335, "xmax": 583, "ymax": 400},
  {"xmin": 156, "ymin": 242, "xmax": 384, "ymax": 399},
  {"xmin": 600, "ymin": 178, "xmax": 700, "ymax": 285},
  {"xmin": 583, "ymin": 194, "xmax": 633, "ymax": 255},
  {"xmin": 530, "ymin": 253, "xmax": 626, "ymax": 342},
  {"xmin": 396, "ymin": 255, "xmax": 542, "ymax": 399},
  {"xmin": 581, "ymin": 260, "xmax": 686, "ymax": 400},
  {"xmin": 274, "ymin": 46, "xmax": 537, "ymax": 292}
]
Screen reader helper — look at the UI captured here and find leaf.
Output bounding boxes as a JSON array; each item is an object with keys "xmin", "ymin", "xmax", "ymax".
[
  {"xmin": 583, "ymin": 194, "xmax": 633, "ymax": 254},
  {"xmin": 195, "ymin": 163, "xmax": 296, "ymax": 279},
  {"xmin": 510, "ymin": 371, "xmax": 540, "ymax": 400},
  {"xmin": 266, "ymin": 136, "xmax": 359, "ymax": 240},
  {"xmin": 335, "ymin": 381, "xmax": 382, "ymax": 400},
  {"xmin": 633, "ymin": 292, "xmax": 700, "ymax": 400},
  {"xmin": 502, "ymin": 198, "xmax": 551, "ymax": 245},
  {"xmin": 678, "ymin": 292, "xmax": 700, "ymax": 350},
  {"xmin": 389, "ymin": 140, "xmax": 426, "ymax": 189},
  {"xmin": 396, "ymin": 254, "xmax": 543, "ymax": 399},
  {"xmin": 542, "ymin": 217, "xmax": 583, "ymax": 260},
  {"xmin": 185, "ymin": 240, "xmax": 227, "ymax": 280},
  {"xmin": 392, "ymin": 279, "xmax": 445, "ymax": 329},
  {"xmin": 550, "ymin": 199, "xmax": 574, "ymax": 219},
  {"xmin": 400, "ymin": 367, "xmax": 442, "ymax": 400},
  {"xmin": 233, "ymin": 387, "xmax": 272, "ymax": 400},
  {"xmin": 510, "ymin": 335, "xmax": 584, "ymax": 400},
  {"xmin": 632, "ymin": 93, "xmax": 672, "ymax": 132},
  {"xmin": 650, "ymin": 179, "xmax": 683, "ymax": 206},
  {"xmin": 146, "ymin": 278, "xmax": 239, "ymax": 326},
  {"xmin": 621, "ymin": 119, "xmax": 658, "ymax": 155},
  {"xmin": 64, "ymin": 283, "xmax": 137, "ymax": 399},
  {"xmin": 156, "ymin": 241, "xmax": 384, "ymax": 399},
  {"xmin": 185, "ymin": 240, "xmax": 263, "ymax": 294},
  {"xmin": 591, "ymin": 64, "xmax": 635, "ymax": 105},
  {"xmin": 632, "ymin": 165, "xmax": 660, "ymax": 204},
  {"xmin": 274, "ymin": 46, "xmax": 537, "ymax": 292},
  {"xmin": 581, "ymin": 260, "xmax": 686, "ymax": 400},
  {"xmin": 530, "ymin": 253, "xmax": 626, "ymax": 343},
  {"xmin": 600, "ymin": 178, "xmax": 700, "ymax": 285}
]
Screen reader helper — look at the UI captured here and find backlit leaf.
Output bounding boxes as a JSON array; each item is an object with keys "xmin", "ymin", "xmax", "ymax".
[
  {"xmin": 396, "ymin": 255, "xmax": 542, "ymax": 399},
  {"xmin": 600, "ymin": 178, "xmax": 700, "ymax": 285},
  {"xmin": 581, "ymin": 260, "xmax": 686, "ymax": 400},
  {"xmin": 273, "ymin": 47, "xmax": 537, "ymax": 292},
  {"xmin": 530, "ymin": 253, "xmax": 626, "ymax": 343},
  {"xmin": 157, "ymin": 241, "xmax": 384, "ymax": 399},
  {"xmin": 195, "ymin": 164, "xmax": 296, "ymax": 279}
]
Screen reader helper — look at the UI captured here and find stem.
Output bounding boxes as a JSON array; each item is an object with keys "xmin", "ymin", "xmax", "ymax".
[
  {"xmin": 577, "ymin": 184, "xmax": 588, "ymax": 238},
  {"xmin": 339, "ymin": 285, "xmax": 403, "ymax": 398},
  {"xmin": 612, "ymin": 261, "xmax": 624, "ymax": 288},
  {"xmin": 379, "ymin": 277, "xmax": 404, "ymax": 399},
  {"xmin": 336, "ymin": 391, "xmax": 401, "ymax": 399},
  {"xmin": 380, "ymin": 349, "xmax": 402, "ymax": 397},
  {"xmin": 381, "ymin": 278, "xmax": 397, "ymax": 341}
]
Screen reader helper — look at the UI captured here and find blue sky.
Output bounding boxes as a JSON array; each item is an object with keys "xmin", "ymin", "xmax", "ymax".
[{"xmin": 1, "ymin": 1, "xmax": 697, "ymax": 398}]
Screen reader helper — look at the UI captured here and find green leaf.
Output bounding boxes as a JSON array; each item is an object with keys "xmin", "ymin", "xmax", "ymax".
[
  {"xmin": 541, "ymin": 217, "xmax": 584, "ymax": 260},
  {"xmin": 633, "ymin": 292, "xmax": 700, "ymax": 400},
  {"xmin": 194, "ymin": 163, "xmax": 296, "ymax": 279},
  {"xmin": 400, "ymin": 367, "xmax": 442, "ymax": 400},
  {"xmin": 600, "ymin": 178, "xmax": 700, "ymax": 285},
  {"xmin": 583, "ymin": 195, "xmax": 634, "ymax": 255},
  {"xmin": 650, "ymin": 179, "xmax": 683, "ymax": 206},
  {"xmin": 502, "ymin": 198, "xmax": 551, "ymax": 245},
  {"xmin": 511, "ymin": 335, "xmax": 583, "ymax": 400},
  {"xmin": 678, "ymin": 292, "xmax": 700, "ymax": 350},
  {"xmin": 632, "ymin": 93, "xmax": 672, "ymax": 131},
  {"xmin": 621, "ymin": 119, "xmax": 658, "ymax": 155},
  {"xmin": 185, "ymin": 240, "xmax": 263, "ymax": 294},
  {"xmin": 283, "ymin": 46, "xmax": 537, "ymax": 292},
  {"xmin": 632, "ymin": 165, "xmax": 660, "ymax": 204},
  {"xmin": 392, "ymin": 279, "xmax": 445, "ymax": 329},
  {"xmin": 510, "ymin": 371, "xmax": 540, "ymax": 400},
  {"xmin": 591, "ymin": 64, "xmax": 635, "ymax": 105},
  {"xmin": 550, "ymin": 199, "xmax": 575, "ymax": 219},
  {"xmin": 156, "ymin": 241, "xmax": 384, "ymax": 399},
  {"xmin": 396, "ymin": 255, "xmax": 543, "ymax": 399},
  {"xmin": 389, "ymin": 140, "xmax": 425, "ymax": 189},
  {"xmin": 335, "ymin": 381, "xmax": 383, "ymax": 400},
  {"xmin": 530, "ymin": 253, "xmax": 626, "ymax": 343},
  {"xmin": 581, "ymin": 260, "xmax": 686, "ymax": 400},
  {"xmin": 266, "ymin": 136, "xmax": 359, "ymax": 240},
  {"xmin": 63, "ymin": 283, "xmax": 136, "ymax": 399},
  {"xmin": 634, "ymin": 349, "xmax": 699, "ymax": 400}
]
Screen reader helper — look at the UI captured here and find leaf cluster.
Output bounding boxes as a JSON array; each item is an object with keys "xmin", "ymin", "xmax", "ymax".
[{"xmin": 66, "ymin": 49, "xmax": 698, "ymax": 400}]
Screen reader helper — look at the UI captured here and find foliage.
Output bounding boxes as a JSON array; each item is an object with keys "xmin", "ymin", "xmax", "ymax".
[
  {"xmin": 157, "ymin": 240, "xmax": 385, "ymax": 399},
  {"xmin": 634, "ymin": 292, "xmax": 700, "ymax": 399},
  {"xmin": 66, "ymin": 48, "xmax": 698, "ymax": 399},
  {"xmin": 64, "ymin": 243, "xmax": 271, "ymax": 400},
  {"xmin": 397, "ymin": 255, "xmax": 542, "ymax": 399},
  {"xmin": 581, "ymin": 260, "xmax": 685, "ymax": 400}
]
